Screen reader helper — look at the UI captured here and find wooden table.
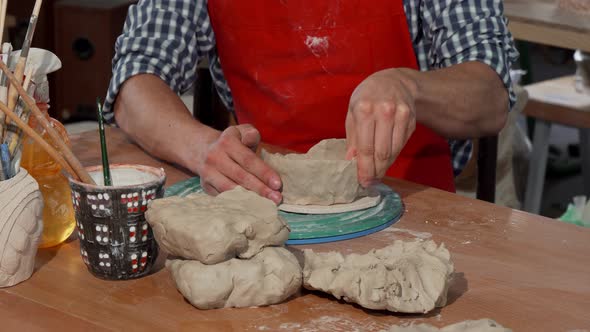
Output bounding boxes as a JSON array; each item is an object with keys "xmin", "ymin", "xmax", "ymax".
[
  {"xmin": 505, "ymin": 0, "xmax": 590, "ymax": 52},
  {"xmin": 522, "ymin": 76, "xmax": 590, "ymax": 213},
  {"xmin": 1, "ymin": 128, "xmax": 590, "ymax": 331}
]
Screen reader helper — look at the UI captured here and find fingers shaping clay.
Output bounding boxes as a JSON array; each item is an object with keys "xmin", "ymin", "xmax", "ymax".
[
  {"xmin": 167, "ymin": 247, "xmax": 302, "ymax": 309},
  {"xmin": 387, "ymin": 319, "xmax": 512, "ymax": 332},
  {"xmin": 262, "ymin": 138, "xmax": 367, "ymax": 205},
  {"xmin": 146, "ymin": 186, "xmax": 290, "ymax": 264},
  {"xmin": 302, "ymin": 240, "xmax": 454, "ymax": 313}
]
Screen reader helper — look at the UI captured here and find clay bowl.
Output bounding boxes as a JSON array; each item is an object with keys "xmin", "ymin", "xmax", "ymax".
[
  {"xmin": 262, "ymin": 139, "xmax": 367, "ymax": 206},
  {"xmin": 68, "ymin": 164, "xmax": 166, "ymax": 280}
]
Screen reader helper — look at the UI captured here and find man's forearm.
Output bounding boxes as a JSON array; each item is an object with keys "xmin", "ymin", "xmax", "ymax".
[
  {"xmin": 400, "ymin": 61, "xmax": 509, "ymax": 139},
  {"xmin": 114, "ymin": 74, "xmax": 219, "ymax": 173}
]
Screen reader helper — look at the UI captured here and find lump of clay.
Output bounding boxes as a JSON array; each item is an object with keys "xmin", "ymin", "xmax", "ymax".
[
  {"xmin": 302, "ymin": 240, "xmax": 454, "ymax": 313},
  {"xmin": 146, "ymin": 186, "xmax": 290, "ymax": 264},
  {"xmin": 387, "ymin": 319, "xmax": 512, "ymax": 332},
  {"xmin": 167, "ymin": 247, "xmax": 302, "ymax": 309},
  {"xmin": 262, "ymin": 139, "xmax": 367, "ymax": 205}
]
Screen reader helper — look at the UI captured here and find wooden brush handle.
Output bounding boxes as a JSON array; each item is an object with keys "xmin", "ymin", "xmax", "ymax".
[
  {"xmin": 0, "ymin": 0, "xmax": 7, "ymax": 45},
  {"xmin": 7, "ymin": 0, "xmax": 43, "ymax": 112},
  {"xmin": 7, "ymin": 58, "xmax": 25, "ymax": 111},
  {"xmin": 0, "ymin": 60, "xmax": 96, "ymax": 184},
  {"xmin": 0, "ymin": 101, "xmax": 79, "ymax": 181},
  {"xmin": 5, "ymin": 66, "xmax": 36, "ymax": 155}
]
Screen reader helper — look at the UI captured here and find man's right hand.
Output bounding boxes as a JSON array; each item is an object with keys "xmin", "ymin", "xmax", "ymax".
[
  {"xmin": 195, "ymin": 124, "xmax": 283, "ymax": 204},
  {"xmin": 114, "ymin": 75, "xmax": 281, "ymax": 203}
]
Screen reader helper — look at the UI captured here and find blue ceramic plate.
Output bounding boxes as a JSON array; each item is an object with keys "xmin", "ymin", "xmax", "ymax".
[{"xmin": 165, "ymin": 177, "xmax": 404, "ymax": 244}]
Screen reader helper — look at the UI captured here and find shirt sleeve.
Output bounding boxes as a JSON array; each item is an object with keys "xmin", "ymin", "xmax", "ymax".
[
  {"xmin": 420, "ymin": 0, "xmax": 519, "ymax": 109},
  {"xmin": 103, "ymin": 0, "xmax": 212, "ymax": 122},
  {"xmin": 419, "ymin": 0, "xmax": 519, "ymax": 176}
]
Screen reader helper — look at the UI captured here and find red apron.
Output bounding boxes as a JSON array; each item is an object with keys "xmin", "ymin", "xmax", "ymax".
[{"xmin": 208, "ymin": 0, "xmax": 455, "ymax": 192}]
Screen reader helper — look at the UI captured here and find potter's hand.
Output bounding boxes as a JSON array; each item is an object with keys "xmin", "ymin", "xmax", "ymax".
[
  {"xmin": 346, "ymin": 68, "xmax": 417, "ymax": 187},
  {"xmin": 196, "ymin": 124, "xmax": 283, "ymax": 204}
]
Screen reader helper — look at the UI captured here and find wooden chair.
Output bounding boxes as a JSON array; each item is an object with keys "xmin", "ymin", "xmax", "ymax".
[
  {"xmin": 192, "ymin": 68, "xmax": 500, "ymax": 203},
  {"xmin": 476, "ymin": 137, "xmax": 498, "ymax": 202},
  {"xmin": 192, "ymin": 63, "xmax": 232, "ymax": 131},
  {"xmin": 522, "ymin": 75, "xmax": 590, "ymax": 214}
]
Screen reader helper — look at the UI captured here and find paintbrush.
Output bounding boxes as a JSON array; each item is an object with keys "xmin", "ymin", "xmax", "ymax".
[
  {"xmin": 7, "ymin": 0, "xmax": 42, "ymax": 115},
  {"xmin": 0, "ymin": 43, "xmax": 8, "ymax": 140},
  {"xmin": 96, "ymin": 98, "xmax": 112, "ymax": 186},
  {"xmin": 0, "ymin": 145, "xmax": 5, "ymax": 180},
  {"xmin": 9, "ymin": 72, "xmax": 36, "ymax": 169},
  {"xmin": 0, "ymin": 42, "xmax": 11, "ymax": 90},
  {"xmin": 0, "ymin": 143, "xmax": 10, "ymax": 178},
  {"xmin": 9, "ymin": 147, "xmax": 20, "ymax": 178},
  {"xmin": 0, "ymin": 101, "xmax": 80, "ymax": 181},
  {"xmin": 5, "ymin": 65, "xmax": 35, "ymax": 156},
  {"xmin": 0, "ymin": 0, "xmax": 7, "ymax": 46},
  {"xmin": 18, "ymin": 66, "xmax": 34, "ymax": 117},
  {"xmin": 0, "ymin": 59, "xmax": 95, "ymax": 184},
  {"xmin": 0, "ymin": 0, "xmax": 6, "ymax": 141}
]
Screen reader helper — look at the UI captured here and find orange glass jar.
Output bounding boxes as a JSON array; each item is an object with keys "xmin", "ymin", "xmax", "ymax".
[{"xmin": 21, "ymin": 103, "xmax": 76, "ymax": 248}]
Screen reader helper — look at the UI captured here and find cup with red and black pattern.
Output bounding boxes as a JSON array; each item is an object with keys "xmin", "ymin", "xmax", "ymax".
[{"xmin": 68, "ymin": 164, "xmax": 166, "ymax": 280}]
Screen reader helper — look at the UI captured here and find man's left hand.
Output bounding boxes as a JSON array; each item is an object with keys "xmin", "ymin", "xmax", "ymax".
[{"xmin": 346, "ymin": 68, "xmax": 418, "ymax": 188}]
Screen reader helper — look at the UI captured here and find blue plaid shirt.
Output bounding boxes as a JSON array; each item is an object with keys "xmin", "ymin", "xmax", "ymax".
[{"xmin": 105, "ymin": 0, "xmax": 518, "ymax": 176}]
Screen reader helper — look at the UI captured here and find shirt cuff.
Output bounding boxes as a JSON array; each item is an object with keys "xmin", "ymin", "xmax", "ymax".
[{"xmin": 449, "ymin": 138, "xmax": 473, "ymax": 177}]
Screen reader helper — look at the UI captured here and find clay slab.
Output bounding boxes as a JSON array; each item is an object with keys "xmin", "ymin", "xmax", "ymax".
[
  {"xmin": 146, "ymin": 186, "xmax": 290, "ymax": 264},
  {"xmin": 263, "ymin": 139, "xmax": 367, "ymax": 206}
]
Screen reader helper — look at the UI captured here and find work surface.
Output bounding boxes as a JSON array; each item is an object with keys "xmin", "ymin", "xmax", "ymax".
[
  {"xmin": 504, "ymin": 0, "xmax": 590, "ymax": 52},
  {"xmin": 1, "ymin": 128, "xmax": 589, "ymax": 331}
]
